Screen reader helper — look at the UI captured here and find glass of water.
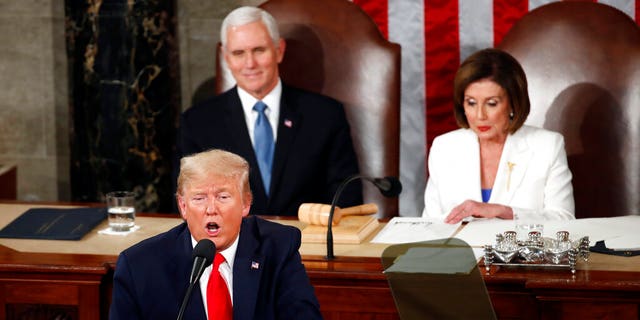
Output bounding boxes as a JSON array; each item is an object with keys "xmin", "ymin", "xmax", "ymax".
[
  {"xmin": 514, "ymin": 213, "xmax": 543, "ymax": 241},
  {"xmin": 106, "ymin": 191, "xmax": 136, "ymax": 232}
]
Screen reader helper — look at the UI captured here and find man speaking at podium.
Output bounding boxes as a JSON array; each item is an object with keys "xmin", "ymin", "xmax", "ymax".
[{"xmin": 109, "ymin": 149, "xmax": 322, "ymax": 319}]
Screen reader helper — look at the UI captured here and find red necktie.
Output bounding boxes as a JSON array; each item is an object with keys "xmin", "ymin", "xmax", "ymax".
[{"xmin": 207, "ymin": 253, "xmax": 232, "ymax": 319}]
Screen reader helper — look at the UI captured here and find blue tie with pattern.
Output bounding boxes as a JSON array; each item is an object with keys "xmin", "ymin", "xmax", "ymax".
[{"xmin": 253, "ymin": 101, "xmax": 274, "ymax": 196}]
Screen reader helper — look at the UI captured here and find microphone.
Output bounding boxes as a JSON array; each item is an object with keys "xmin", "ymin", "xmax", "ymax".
[
  {"xmin": 369, "ymin": 177, "xmax": 403, "ymax": 198},
  {"xmin": 177, "ymin": 239, "xmax": 216, "ymax": 320},
  {"xmin": 190, "ymin": 239, "xmax": 216, "ymax": 283},
  {"xmin": 326, "ymin": 175, "xmax": 402, "ymax": 260}
]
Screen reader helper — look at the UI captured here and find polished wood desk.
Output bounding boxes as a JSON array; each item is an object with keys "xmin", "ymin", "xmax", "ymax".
[
  {"xmin": 0, "ymin": 203, "xmax": 638, "ymax": 319},
  {"xmin": 0, "ymin": 164, "xmax": 17, "ymax": 200}
]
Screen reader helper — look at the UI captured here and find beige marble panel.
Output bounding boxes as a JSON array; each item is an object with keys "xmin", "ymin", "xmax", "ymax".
[
  {"xmin": 0, "ymin": 0, "xmax": 55, "ymax": 18},
  {"xmin": 41, "ymin": 24, "xmax": 57, "ymax": 161},
  {"xmin": 0, "ymin": 0, "xmax": 64, "ymax": 202},
  {"xmin": 13, "ymin": 157, "xmax": 58, "ymax": 201},
  {"xmin": 180, "ymin": 17, "xmax": 221, "ymax": 109},
  {"xmin": 180, "ymin": 0, "xmax": 234, "ymax": 19},
  {"xmin": 178, "ymin": 0, "xmax": 264, "ymax": 110},
  {"xmin": 52, "ymin": 3, "xmax": 70, "ymax": 200},
  {"xmin": 0, "ymin": 19, "xmax": 49, "ymax": 110},
  {"xmin": 0, "ymin": 102, "xmax": 46, "ymax": 156},
  {"xmin": 0, "ymin": 14, "xmax": 51, "ymax": 157}
]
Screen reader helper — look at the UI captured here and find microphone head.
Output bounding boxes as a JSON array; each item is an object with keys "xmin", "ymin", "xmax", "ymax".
[
  {"xmin": 375, "ymin": 177, "xmax": 403, "ymax": 197},
  {"xmin": 192, "ymin": 238, "xmax": 216, "ymax": 267}
]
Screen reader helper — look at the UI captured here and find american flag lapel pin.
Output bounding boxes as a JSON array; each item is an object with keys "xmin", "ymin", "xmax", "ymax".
[
  {"xmin": 284, "ymin": 119, "xmax": 293, "ymax": 128},
  {"xmin": 251, "ymin": 261, "xmax": 260, "ymax": 270}
]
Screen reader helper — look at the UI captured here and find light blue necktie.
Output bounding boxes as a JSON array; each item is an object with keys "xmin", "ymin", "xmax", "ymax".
[{"xmin": 253, "ymin": 101, "xmax": 274, "ymax": 196}]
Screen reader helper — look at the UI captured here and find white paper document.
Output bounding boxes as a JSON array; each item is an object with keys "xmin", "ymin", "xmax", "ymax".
[
  {"xmin": 605, "ymin": 235, "xmax": 640, "ymax": 250},
  {"xmin": 454, "ymin": 219, "xmax": 514, "ymax": 247},
  {"xmin": 454, "ymin": 215, "xmax": 640, "ymax": 249},
  {"xmin": 371, "ymin": 217, "xmax": 461, "ymax": 244}
]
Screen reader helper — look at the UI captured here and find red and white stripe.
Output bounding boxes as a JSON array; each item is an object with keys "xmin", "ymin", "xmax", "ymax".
[{"xmin": 353, "ymin": 0, "xmax": 639, "ymax": 216}]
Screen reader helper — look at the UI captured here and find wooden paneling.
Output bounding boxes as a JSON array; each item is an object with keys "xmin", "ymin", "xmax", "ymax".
[
  {"xmin": 1, "ymin": 248, "xmax": 640, "ymax": 319},
  {"xmin": 0, "ymin": 245, "xmax": 112, "ymax": 320},
  {"xmin": 0, "ymin": 212, "xmax": 639, "ymax": 319}
]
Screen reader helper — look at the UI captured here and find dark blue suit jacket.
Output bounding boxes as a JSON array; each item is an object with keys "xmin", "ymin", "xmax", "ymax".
[
  {"xmin": 177, "ymin": 85, "xmax": 362, "ymax": 216},
  {"xmin": 109, "ymin": 216, "xmax": 322, "ymax": 320}
]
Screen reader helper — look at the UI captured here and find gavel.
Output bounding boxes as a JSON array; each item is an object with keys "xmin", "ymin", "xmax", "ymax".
[{"xmin": 298, "ymin": 203, "xmax": 378, "ymax": 226}]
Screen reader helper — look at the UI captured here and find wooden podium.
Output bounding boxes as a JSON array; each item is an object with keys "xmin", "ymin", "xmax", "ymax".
[{"xmin": 1, "ymin": 203, "xmax": 640, "ymax": 320}]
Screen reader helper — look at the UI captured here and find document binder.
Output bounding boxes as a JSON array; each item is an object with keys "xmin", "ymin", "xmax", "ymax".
[{"xmin": 0, "ymin": 207, "xmax": 107, "ymax": 240}]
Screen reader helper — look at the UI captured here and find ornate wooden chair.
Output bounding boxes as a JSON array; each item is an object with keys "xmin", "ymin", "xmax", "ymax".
[{"xmin": 498, "ymin": 2, "xmax": 640, "ymax": 218}]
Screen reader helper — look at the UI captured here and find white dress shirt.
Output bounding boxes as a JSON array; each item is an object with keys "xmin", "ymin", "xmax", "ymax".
[{"xmin": 238, "ymin": 79, "xmax": 282, "ymax": 145}]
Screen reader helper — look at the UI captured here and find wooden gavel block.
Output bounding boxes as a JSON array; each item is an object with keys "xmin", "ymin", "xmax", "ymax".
[{"xmin": 298, "ymin": 203, "xmax": 378, "ymax": 226}]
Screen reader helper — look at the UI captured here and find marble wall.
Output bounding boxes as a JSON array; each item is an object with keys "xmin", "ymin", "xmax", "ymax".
[
  {"xmin": 0, "ymin": 0, "xmax": 262, "ymax": 212},
  {"xmin": 0, "ymin": 1, "xmax": 69, "ymax": 202},
  {"xmin": 66, "ymin": 0, "xmax": 181, "ymax": 212}
]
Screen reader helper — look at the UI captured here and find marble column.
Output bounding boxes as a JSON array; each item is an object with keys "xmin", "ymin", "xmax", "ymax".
[{"xmin": 65, "ymin": 0, "xmax": 180, "ymax": 213}]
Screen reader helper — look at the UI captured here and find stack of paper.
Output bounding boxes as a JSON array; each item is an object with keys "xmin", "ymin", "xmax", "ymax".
[{"xmin": 371, "ymin": 217, "xmax": 461, "ymax": 244}]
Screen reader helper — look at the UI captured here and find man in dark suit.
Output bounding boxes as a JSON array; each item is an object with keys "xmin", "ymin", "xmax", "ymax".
[
  {"xmin": 110, "ymin": 149, "xmax": 322, "ymax": 320},
  {"xmin": 177, "ymin": 6, "xmax": 362, "ymax": 216}
]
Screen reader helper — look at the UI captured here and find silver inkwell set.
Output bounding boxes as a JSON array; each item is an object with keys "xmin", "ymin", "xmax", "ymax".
[{"xmin": 483, "ymin": 230, "xmax": 590, "ymax": 273}]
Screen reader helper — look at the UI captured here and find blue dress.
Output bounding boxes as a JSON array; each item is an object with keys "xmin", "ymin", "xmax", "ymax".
[{"xmin": 481, "ymin": 188, "xmax": 492, "ymax": 203}]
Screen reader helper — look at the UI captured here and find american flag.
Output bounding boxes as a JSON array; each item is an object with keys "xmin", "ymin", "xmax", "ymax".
[{"xmin": 351, "ymin": 0, "xmax": 640, "ymax": 216}]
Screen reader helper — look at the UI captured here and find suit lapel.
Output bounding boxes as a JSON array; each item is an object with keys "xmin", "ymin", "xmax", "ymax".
[
  {"xmin": 491, "ymin": 130, "xmax": 533, "ymax": 204},
  {"xmin": 269, "ymin": 86, "xmax": 301, "ymax": 204},
  {"xmin": 457, "ymin": 130, "xmax": 483, "ymax": 201},
  {"xmin": 233, "ymin": 218, "xmax": 265, "ymax": 320}
]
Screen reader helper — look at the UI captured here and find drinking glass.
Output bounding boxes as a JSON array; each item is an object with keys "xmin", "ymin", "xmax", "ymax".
[{"xmin": 106, "ymin": 191, "xmax": 136, "ymax": 232}]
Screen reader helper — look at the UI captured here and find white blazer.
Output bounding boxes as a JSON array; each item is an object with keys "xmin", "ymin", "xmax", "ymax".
[{"xmin": 422, "ymin": 125, "xmax": 575, "ymax": 221}]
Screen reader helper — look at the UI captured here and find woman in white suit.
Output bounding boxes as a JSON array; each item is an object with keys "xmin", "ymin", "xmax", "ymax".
[{"xmin": 422, "ymin": 48, "xmax": 574, "ymax": 223}]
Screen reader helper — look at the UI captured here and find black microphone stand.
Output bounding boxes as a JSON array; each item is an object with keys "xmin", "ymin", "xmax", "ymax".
[
  {"xmin": 177, "ymin": 281, "xmax": 197, "ymax": 320},
  {"xmin": 177, "ymin": 239, "xmax": 215, "ymax": 320},
  {"xmin": 326, "ymin": 174, "xmax": 366, "ymax": 260},
  {"xmin": 326, "ymin": 175, "xmax": 402, "ymax": 260}
]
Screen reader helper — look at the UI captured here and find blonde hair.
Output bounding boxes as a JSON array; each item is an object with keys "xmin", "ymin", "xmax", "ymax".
[{"xmin": 177, "ymin": 149, "xmax": 252, "ymax": 204}]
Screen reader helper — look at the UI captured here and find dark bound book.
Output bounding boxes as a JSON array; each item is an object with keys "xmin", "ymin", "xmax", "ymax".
[
  {"xmin": 0, "ymin": 207, "xmax": 107, "ymax": 240},
  {"xmin": 590, "ymin": 240, "xmax": 640, "ymax": 257}
]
